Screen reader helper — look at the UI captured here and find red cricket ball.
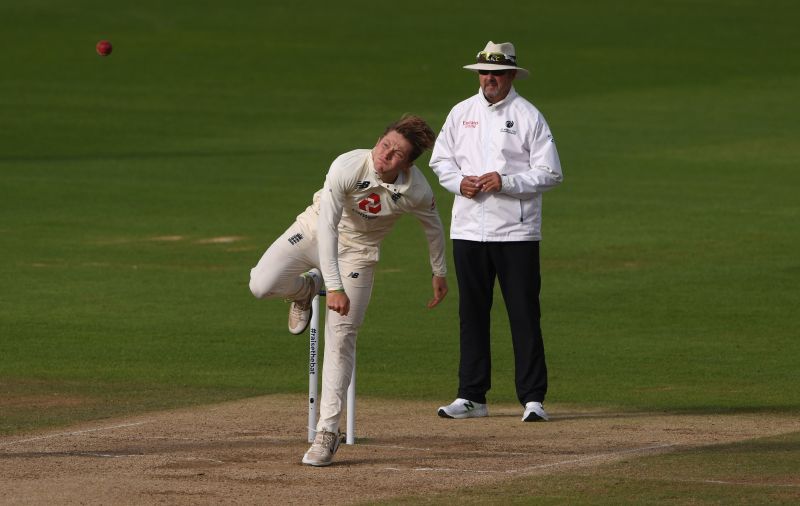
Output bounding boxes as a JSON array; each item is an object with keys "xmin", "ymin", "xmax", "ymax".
[{"xmin": 96, "ymin": 40, "xmax": 113, "ymax": 56}]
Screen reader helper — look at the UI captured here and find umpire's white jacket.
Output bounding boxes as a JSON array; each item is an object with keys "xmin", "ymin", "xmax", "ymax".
[{"xmin": 430, "ymin": 87, "xmax": 563, "ymax": 241}]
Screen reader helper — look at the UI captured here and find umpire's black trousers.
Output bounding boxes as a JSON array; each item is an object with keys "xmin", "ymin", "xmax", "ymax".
[{"xmin": 453, "ymin": 239, "xmax": 548, "ymax": 405}]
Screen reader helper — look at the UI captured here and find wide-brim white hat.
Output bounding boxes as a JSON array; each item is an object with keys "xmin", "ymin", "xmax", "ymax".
[{"xmin": 463, "ymin": 41, "xmax": 530, "ymax": 79}]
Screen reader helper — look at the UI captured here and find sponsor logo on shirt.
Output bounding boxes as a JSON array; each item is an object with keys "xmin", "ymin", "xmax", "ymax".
[
  {"xmin": 355, "ymin": 180, "xmax": 370, "ymax": 190},
  {"xmin": 462, "ymin": 120, "xmax": 479, "ymax": 129},
  {"xmin": 357, "ymin": 193, "xmax": 382, "ymax": 214},
  {"xmin": 391, "ymin": 191, "xmax": 402, "ymax": 202},
  {"xmin": 500, "ymin": 119, "xmax": 517, "ymax": 135},
  {"xmin": 287, "ymin": 233, "xmax": 303, "ymax": 245},
  {"xmin": 347, "ymin": 272, "xmax": 360, "ymax": 279}
]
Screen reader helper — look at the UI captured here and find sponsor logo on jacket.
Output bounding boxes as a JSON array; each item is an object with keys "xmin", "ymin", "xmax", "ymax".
[{"xmin": 500, "ymin": 120, "xmax": 517, "ymax": 135}]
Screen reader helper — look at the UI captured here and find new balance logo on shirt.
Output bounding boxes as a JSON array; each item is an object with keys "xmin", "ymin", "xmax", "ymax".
[{"xmin": 288, "ymin": 233, "xmax": 303, "ymax": 245}]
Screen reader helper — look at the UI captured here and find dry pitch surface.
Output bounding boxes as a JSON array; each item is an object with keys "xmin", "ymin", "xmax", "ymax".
[{"xmin": 2, "ymin": 394, "xmax": 798, "ymax": 504}]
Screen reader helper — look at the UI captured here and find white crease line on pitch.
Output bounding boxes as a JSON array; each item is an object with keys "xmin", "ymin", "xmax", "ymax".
[
  {"xmin": 383, "ymin": 443, "xmax": 676, "ymax": 474},
  {"xmin": 692, "ymin": 479, "xmax": 800, "ymax": 489},
  {"xmin": 514, "ymin": 443, "xmax": 675, "ymax": 473},
  {"xmin": 452, "ymin": 449, "xmax": 528, "ymax": 456},
  {"xmin": 79, "ymin": 452, "xmax": 146, "ymax": 458},
  {"xmin": 384, "ymin": 466, "xmax": 499, "ymax": 474},
  {"xmin": 0, "ymin": 422, "xmax": 150, "ymax": 448},
  {"xmin": 358, "ymin": 444, "xmax": 432, "ymax": 452},
  {"xmin": 170, "ymin": 456, "xmax": 226, "ymax": 464},
  {"xmin": 361, "ymin": 443, "xmax": 528, "ymax": 456}
]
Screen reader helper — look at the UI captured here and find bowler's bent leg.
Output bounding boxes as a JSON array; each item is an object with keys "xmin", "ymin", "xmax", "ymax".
[{"xmin": 249, "ymin": 222, "xmax": 318, "ymax": 300}]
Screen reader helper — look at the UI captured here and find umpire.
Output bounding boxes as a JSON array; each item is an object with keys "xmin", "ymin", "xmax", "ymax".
[{"xmin": 430, "ymin": 41, "xmax": 563, "ymax": 422}]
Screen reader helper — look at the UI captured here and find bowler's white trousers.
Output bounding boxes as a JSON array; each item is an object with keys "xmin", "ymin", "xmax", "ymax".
[{"xmin": 249, "ymin": 219, "xmax": 374, "ymax": 433}]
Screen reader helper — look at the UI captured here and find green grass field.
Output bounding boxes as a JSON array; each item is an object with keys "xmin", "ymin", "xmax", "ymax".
[{"xmin": 2, "ymin": 0, "xmax": 799, "ymax": 502}]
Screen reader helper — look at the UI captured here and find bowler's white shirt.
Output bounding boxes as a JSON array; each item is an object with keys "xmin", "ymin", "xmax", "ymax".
[{"xmin": 297, "ymin": 149, "xmax": 447, "ymax": 291}]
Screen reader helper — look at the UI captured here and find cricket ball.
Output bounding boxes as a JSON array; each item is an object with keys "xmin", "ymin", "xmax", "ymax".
[{"xmin": 96, "ymin": 40, "xmax": 113, "ymax": 56}]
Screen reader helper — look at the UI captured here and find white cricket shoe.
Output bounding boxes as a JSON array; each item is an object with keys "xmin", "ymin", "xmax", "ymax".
[
  {"xmin": 437, "ymin": 398, "xmax": 488, "ymax": 419},
  {"xmin": 288, "ymin": 268, "xmax": 322, "ymax": 335},
  {"xmin": 522, "ymin": 401, "xmax": 549, "ymax": 422},
  {"xmin": 302, "ymin": 430, "xmax": 343, "ymax": 467}
]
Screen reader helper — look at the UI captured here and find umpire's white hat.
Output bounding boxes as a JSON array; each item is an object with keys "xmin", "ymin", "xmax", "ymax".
[{"xmin": 463, "ymin": 41, "xmax": 530, "ymax": 79}]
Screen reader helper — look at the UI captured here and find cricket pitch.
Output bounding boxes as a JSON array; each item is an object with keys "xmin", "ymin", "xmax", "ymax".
[{"xmin": 1, "ymin": 394, "xmax": 798, "ymax": 504}]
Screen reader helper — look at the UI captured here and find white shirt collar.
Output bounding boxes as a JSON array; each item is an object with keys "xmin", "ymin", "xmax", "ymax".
[{"xmin": 367, "ymin": 151, "xmax": 411, "ymax": 192}]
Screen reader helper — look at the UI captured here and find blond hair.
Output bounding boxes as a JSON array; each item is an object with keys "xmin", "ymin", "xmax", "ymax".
[{"xmin": 382, "ymin": 114, "xmax": 437, "ymax": 163}]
